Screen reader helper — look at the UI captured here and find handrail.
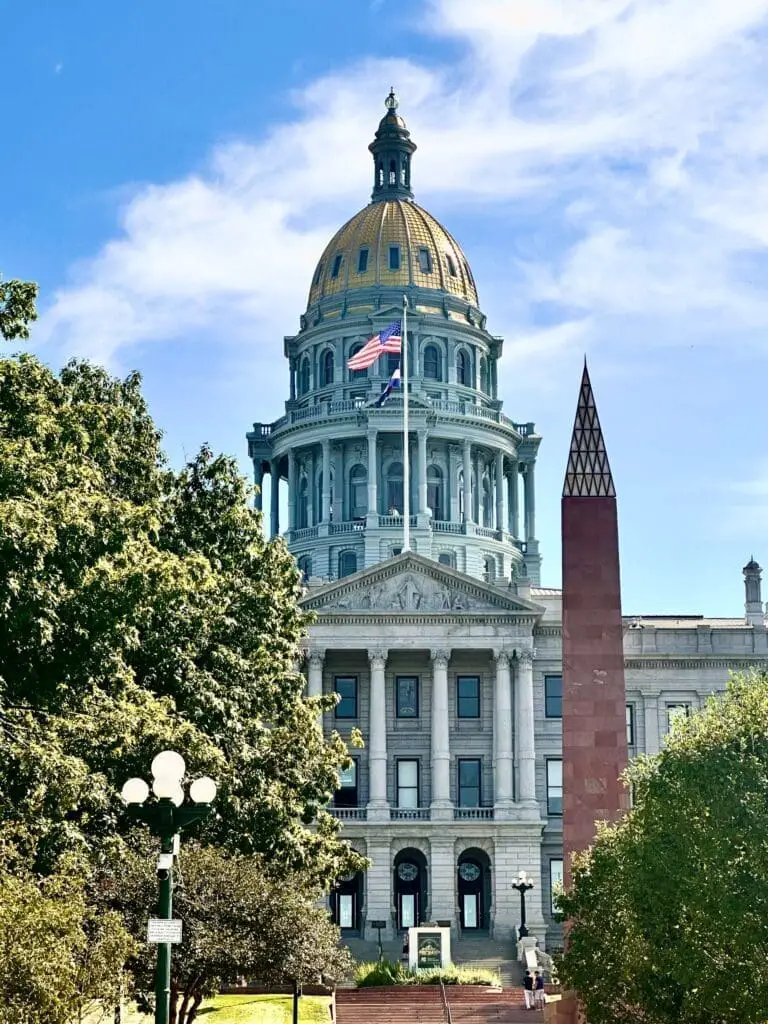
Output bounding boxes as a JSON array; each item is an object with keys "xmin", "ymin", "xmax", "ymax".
[{"xmin": 440, "ymin": 980, "xmax": 452, "ymax": 1024}]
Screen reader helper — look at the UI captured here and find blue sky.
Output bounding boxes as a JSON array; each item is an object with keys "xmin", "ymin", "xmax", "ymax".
[{"xmin": 3, "ymin": 0, "xmax": 768, "ymax": 616}]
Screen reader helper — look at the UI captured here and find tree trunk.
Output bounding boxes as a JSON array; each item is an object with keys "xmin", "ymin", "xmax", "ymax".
[
  {"xmin": 185, "ymin": 991, "xmax": 204, "ymax": 1024},
  {"xmin": 169, "ymin": 977, "xmax": 180, "ymax": 1024},
  {"xmin": 178, "ymin": 976, "xmax": 204, "ymax": 1024}
]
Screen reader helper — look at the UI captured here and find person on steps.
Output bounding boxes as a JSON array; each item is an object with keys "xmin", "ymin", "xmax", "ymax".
[
  {"xmin": 534, "ymin": 970, "xmax": 545, "ymax": 1008},
  {"xmin": 523, "ymin": 970, "xmax": 534, "ymax": 1010}
]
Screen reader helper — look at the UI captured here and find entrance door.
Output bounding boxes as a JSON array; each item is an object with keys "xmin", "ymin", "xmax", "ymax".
[
  {"xmin": 458, "ymin": 859, "xmax": 484, "ymax": 931},
  {"xmin": 399, "ymin": 893, "xmax": 417, "ymax": 929},
  {"xmin": 331, "ymin": 874, "xmax": 362, "ymax": 934},
  {"xmin": 395, "ymin": 859, "xmax": 423, "ymax": 931}
]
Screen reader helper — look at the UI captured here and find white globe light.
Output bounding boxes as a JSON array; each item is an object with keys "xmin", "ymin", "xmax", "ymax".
[
  {"xmin": 169, "ymin": 784, "xmax": 185, "ymax": 808},
  {"xmin": 121, "ymin": 778, "xmax": 149, "ymax": 805},
  {"xmin": 151, "ymin": 750, "xmax": 186, "ymax": 784},
  {"xmin": 153, "ymin": 776, "xmax": 179, "ymax": 800},
  {"xmin": 189, "ymin": 776, "xmax": 217, "ymax": 805}
]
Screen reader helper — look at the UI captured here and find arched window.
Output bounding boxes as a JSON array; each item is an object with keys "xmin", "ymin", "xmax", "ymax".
[
  {"xmin": 482, "ymin": 476, "xmax": 492, "ymax": 527},
  {"xmin": 387, "ymin": 461, "xmax": 404, "ymax": 515},
  {"xmin": 427, "ymin": 465, "xmax": 444, "ymax": 521},
  {"xmin": 297, "ymin": 555, "xmax": 312, "ymax": 581},
  {"xmin": 483, "ymin": 556, "xmax": 495, "ymax": 582},
  {"xmin": 445, "ymin": 253, "xmax": 458, "ymax": 277},
  {"xmin": 350, "ymin": 464, "xmax": 367, "ymax": 519},
  {"xmin": 479, "ymin": 356, "xmax": 489, "ymax": 394},
  {"xmin": 321, "ymin": 349, "xmax": 334, "ymax": 386},
  {"xmin": 297, "ymin": 477, "xmax": 309, "ymax": 529},
  {"xmin": 456, "ymin": 349, "xmax": 470, "ymax": 387},
  {"xmin": 339, "ymin": 550, "xmax": 357, "ymax": 578},
  {"xmin": 438, "ymin": 552, "xmax": 456, "ymax": 569},
  {"xmin": 299, "ymin": 357, "xmax": 311, "ymax": 395},
  {"xmin": 423, "ymin": 344, "xmax": 440, "ymax": 380},
  {"xmin": 377, "ymin": 164, "xmax": 384, "ymax": 186},
  {"xmin": 389, "ymin": 160, "xmax": 397, "ymax": 185},
  {"xmin": 348, "ymin": 344, "xmax": 367, "ymax": 379}
]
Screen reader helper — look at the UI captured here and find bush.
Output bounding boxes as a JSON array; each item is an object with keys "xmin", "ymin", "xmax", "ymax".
[{"xmin": 355, "ymin": 960, "xmax": 500, "ymax": 987}]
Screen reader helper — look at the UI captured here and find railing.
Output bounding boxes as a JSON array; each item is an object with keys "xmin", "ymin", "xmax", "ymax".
[
  {"xmin": 327, "ymin": 400, "xmax": 359, "ymax": 414},
  {"xmin": 432, "ymin": 521, "xmax": 463, "ymax": 534},
  {"xmin": 328, "ymin": 807, "xmax": 368, "ymax": 821},
  {"xmin": 453, "ymin": 807, "xmax": 494, "ymax": 820},
  {"xmin": 475, "ymin": 526, "xmax": 500, "ymax": 540},
  {"xmin": 291, "ymin": 405, "xmax": 323, "ymax": 423},
  {"xmin": 253, "ymin": 406, "xmax": 536, "ymax": 440},
  {"xmin": 290, "ymin": 526, "xmax": 319, "ymax": 542},
  {"xmin": 329, "ymin": 520, "xmax": 364, "ymax": 535},
  {"xmin": 390, "ymin": 808, "xmax": 431, "ymax": 821},
  {"xmin": 378, "ymin": 515, "xmax": 417, "ymax": 528}
]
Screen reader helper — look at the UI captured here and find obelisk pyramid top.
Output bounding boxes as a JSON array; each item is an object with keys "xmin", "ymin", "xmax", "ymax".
[{"xmin": 563, "ymin": 361, "xmax": 616, "ymax": 498}]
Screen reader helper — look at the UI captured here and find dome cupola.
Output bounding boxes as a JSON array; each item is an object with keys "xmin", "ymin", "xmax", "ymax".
[{"xmin": 369, "ymin": 88, "xmax": 417, "ymax": 203}]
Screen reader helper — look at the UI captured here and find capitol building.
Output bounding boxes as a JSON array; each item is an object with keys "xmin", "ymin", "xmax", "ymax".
[{"xmin": 247, "ymin": 92, "xmax": 768, "ymax": 952}]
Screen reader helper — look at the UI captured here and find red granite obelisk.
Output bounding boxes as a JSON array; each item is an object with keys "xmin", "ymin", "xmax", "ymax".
[{"xmin": 561, "ymin": 363, "xmax": 629, "ymax": 889}]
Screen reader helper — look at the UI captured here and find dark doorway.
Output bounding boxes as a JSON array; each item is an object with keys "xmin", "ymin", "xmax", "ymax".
[
  {"xmin": 457, "ymin": 849, "xmax": 491, "ymax": 932},
  {"xmin": 393, "ymin": 848, "xmax": 428, "ymax": 931},
  {"xmin": 330, "ymin": 872, "xmax": 363, "ymax": 935}
]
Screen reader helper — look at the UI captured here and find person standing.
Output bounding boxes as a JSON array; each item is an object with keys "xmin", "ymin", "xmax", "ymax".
[
  {"xmin": 534, "ymin": 970, "xmax": 545, "ymax": 1008},
  {"xmin": 523, "ymin": 970, "xmax": 534, "ymax": 1010}
]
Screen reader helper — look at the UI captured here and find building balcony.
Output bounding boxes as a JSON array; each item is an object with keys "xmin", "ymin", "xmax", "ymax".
[
  {"xmin": 287, "ymin": 519, "xmax": 516, "ymax": 545},
  {"xmin": 453, "ymin": 807, "xmax": 495, "ymax": 820},
  {"xmin": 328, "ymin": 807, "xmax": 368, "ymax": 821},
  {"xmin": 389, "ymin": 808, "xmax": 432, "ymax": 821}
]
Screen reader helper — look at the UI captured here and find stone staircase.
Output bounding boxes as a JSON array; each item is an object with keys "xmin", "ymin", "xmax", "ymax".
[
  {"xmin": 335, "ymin": 987, "xmax": 544, "ymax": 1024},
  {"xmin": 452, "ymin": 935, "xmax": 523, "ymax": 991}
]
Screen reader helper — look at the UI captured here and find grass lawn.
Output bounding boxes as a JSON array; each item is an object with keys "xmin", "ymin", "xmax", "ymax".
[{"xmin": 92, "ymin": 994, "xmax": 332, "ymax": 1023}]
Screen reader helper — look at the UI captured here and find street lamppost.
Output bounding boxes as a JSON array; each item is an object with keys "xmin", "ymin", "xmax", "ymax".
[
  {"xmin": 512, "ymin": 871, "xmax": 534, "ymax": 939},
  {"xmin": 121, "ymin": 751, "xmax": 217, "ymax": 1024}
]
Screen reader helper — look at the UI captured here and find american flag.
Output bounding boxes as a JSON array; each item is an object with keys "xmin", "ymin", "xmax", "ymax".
[{"xmin": 346, "ymin": 321, "xmax": 402, "ymax": 371}]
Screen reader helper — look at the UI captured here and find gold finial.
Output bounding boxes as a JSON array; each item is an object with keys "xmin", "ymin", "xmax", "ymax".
[{"xmin": 385, "ymin": 87, "xmax": 399, "ymax": 111}]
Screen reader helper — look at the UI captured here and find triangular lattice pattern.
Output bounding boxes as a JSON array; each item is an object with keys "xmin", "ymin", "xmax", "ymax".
[{"xmin": 563, "ymin": 364, "xmax": 616, "ymax": 498}]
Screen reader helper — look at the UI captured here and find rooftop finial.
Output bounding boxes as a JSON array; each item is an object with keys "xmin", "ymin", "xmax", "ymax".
[
  {"xmin": 385, "ymin": 87, "xmax": 399, "ymax": 112},
  {"xmin": 369, "ymin": 90, "xmax": 416, "ymax": 203}
]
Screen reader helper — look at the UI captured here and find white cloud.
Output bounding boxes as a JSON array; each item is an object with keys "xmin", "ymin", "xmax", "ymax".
[{"xmin": 35, "ymin": 0, "xmax": 768, "ymax": 389}]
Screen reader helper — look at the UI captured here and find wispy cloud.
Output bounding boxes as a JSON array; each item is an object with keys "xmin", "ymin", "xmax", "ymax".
[{"xmin": 35, "ymin": 0, "xmax": 768, "ymax": 395}]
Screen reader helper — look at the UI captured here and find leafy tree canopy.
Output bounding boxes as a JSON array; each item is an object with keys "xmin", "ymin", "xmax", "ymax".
[
  {"xmin": 0, "ymin": 278, "xmax": 38, "ymax": 341},
  {"xmin": 0, "ymin": 354, "xmax": 362, "ymax": 884},
  {"xmin": 558, "ymin": 670, "xmax": 768, "ymax": 1024}
]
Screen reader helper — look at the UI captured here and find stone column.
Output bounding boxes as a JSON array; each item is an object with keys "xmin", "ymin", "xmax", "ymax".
[
  {"xmin": 307, "ymin": 449, "xmax": 315, "ymax": 527},
  {"xmin": 418, "ymin": 429, "xmax": 429, "ymax": 515},
  {"xmin": 493, "ymin": 651, "xmax": 514, "ymax": 814},
  {"xmin": 368, "ymin": 649, "xmax": 389, "ymax": 821},
  {"xmin": 254, "ymin": 463, "xmax": 264, "ymax": 512},
  {"xmin": 365, "ymin": 838, "xmax": 394, "ymax": 940},
  {"xmin": 495, "ymin": 450, "xmax": 506, "ymax": 534},
  {"xmin": 643, "ymin": 695, "xmax": 661, "ymax": 756},
  {"xmin": 289, "ymin": 359, "xmax": 296, "ymax": 401},
  {"xmin": 430, "ymin": 649, "xmax": 452, "ymax": 819},
  {"xmin": 509, "ymin": 460, "xmax": 520, "ymax": 539},
  {"xmin": 287, "ymin": 450, "xmax": 296, "ymax": 532},
  {"xmin": 367, "ymin": 429, "xmax": 378, "ymax": 517},
  {"xmin": 269, "ymin": 458, "xmax": 280, "ymax": 538},
  {"xmin": 307, "ymin": 650, "xmax": 324, "ymax": 731},
  {"xmin": 524, "ymin": 462, "xmax": 536, "ymax": 541},
  {"xmin": 462, "ymin": 439, "xmax": 473, "ymax": 523},
  {"xmin": 429, "ymin": 836, "xmax": 457, "ymax": 931},
  {"xmin": 516, "ymin": 648, "xmax": 537, "ymax": 804},
  {"xmin": 321, "ymin": 439, "xmax": 331, "ymax": 524}
]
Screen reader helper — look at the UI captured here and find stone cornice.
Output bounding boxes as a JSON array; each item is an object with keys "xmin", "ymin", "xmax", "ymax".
[
  {"xmin": 314, "ymin": 613, "xmax": 538, "ymax": 627},
  {"xmin": 624, "ymin": 656, "xmax": 768, "ymax": 670}
]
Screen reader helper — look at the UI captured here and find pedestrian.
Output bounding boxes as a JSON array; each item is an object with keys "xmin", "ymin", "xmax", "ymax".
[
  {"xmin": 523, "ymin": 970, "xmax": 534, "ymax": 1010},
  {"xmin": 534, "ymin": 970, "xmax": 545, "ymax": 1008}
]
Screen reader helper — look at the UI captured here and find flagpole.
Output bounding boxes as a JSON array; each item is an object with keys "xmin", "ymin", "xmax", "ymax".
[{"xmin": 402, "ymin": 294, "xmax": 410, "ymax": 553}]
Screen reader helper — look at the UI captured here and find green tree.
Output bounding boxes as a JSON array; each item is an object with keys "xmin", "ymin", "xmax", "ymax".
[
  {"xmin": 0, "ymin": 353, "xmax": 361, "ymax": 884},
  {"xmin": 558, "ymin": 670, "xmax": 768, "ymax": 1024},
  {"xmin": 0, "ymin": 851, "xmax": 134, "ymax": 1024},
  {"xmin": 0, "ymin": 278, "xmax": 38, "ymax": 341},
  {"xmin": 101, "ymin": 840, "xmax": 352, "ymax": 1024}
]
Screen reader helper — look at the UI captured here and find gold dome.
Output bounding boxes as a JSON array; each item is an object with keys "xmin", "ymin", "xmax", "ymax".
[{"xmin": 307, "ymin": 199, "xmax": 479, "ymax": 309}]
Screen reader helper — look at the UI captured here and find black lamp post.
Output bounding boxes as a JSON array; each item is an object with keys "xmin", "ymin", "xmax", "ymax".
[
  {"xmin": 512, "ymin": 870, "xmax": 534, "ymax": 939},
  {"xmin": 121, "ymin": 751, "xmax": 217, "ymax": 1024}
]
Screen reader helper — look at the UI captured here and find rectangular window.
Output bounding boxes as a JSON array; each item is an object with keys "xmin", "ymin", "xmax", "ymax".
[
  {"xmin": 458, "ymin": 758, "xmax": 481, "ymax": 807},
  {"xmin": 666, "ymin": 703, "xmax": 690, "ymax": 732},
  {"xmin": 457, "ymin": 676, "xmax": 480, "ymax": 719},
  {"xmin": 549, "ymin": 859, "xmax": 564, "ymax": 915},
  {"xmin": 397, "ymin": 759, "xmax": 419, "ymax": 809},
  {"xmin": 396, "ymin": 676, "xmax": 419, "ymax": 718},
  {"xmin": 545, "ymin": 675, "xmax": 562, "ymax": 718},
  {"xmin": 331, "ymin": 254, "xmax": 343, "ymax": 279},
  {"xmin": 357, "ymin": 247, "xmax": 369, "ymax": 274},
  {"xmin": 445, "ymin": 253, "xmax": 457, "ymax": 277},
  {"xmin": 334, "ymin": 758, "xmax": 358, "ymax": 807},
  {"xmin": 626, "ymin": 704, "xmax": 635, "ymax": 746},
  {"xmin": 546, "ymin": 759, "xmax": 563, "ymax": 815},
  {"xmin": 389, "ymin": 245, "xmax": 401, "ymax": 271},
  {"xmin": 334, "ymin": 676, "xmax": 358, "ymax": 719},
  {"xmin": 418, "ymin": 247, "xmax": 432, "ymax": 273}
]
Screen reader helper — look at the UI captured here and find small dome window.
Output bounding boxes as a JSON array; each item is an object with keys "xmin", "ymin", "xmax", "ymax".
[
  {"xmin": 357, "ymin": 248, "xmax": 370, "ymax": 274},
  {"xmin": 299, "ymin": 357, "xmax": 311, "ymax": 395},
  {"xmin": 456, "ymin": 349, "xmax": 470, "ymax": 387},
  {"xmin": 348, "ymin": 344, "xmax": 368, "ymax": 380},
  {"xmin": 445, "ymin": 253, "xmax": 458, "ymax": 277},
  {"xmin": 389, "ymin": 160, "xmax": 397, "ymax": 185},
  {"xmin": 423, "ymin": 344, "xmax": 441, "ymax": 381},
  {"xmin": 321, "ymin": 349, "xmax": 334, "ymax": 387},
  {"xmin": 389, "ymin": 245, "xmax": 401, "ymax": 271},
  {"xmin": 312, "ymin": 262, "xmax": 324, "ymax": 287},
  {"xmin": 418, "ymin": 247, "xmax": 433, "ymax": 274},
  {"xmin": 438, "ymin": 552, "xmax": 456, "ymax": 569},
  {"xmin": 331, "ymin": 254, "xmax": 344, "ymax": 279},
  {"xmin": 483, "ymin": 556, "xmax": 495, "ymax": 582},
  {"xmin": 297, "ymin": 555, "xmax": 312, "ymax": 582},
  {"xmin": 339, "ymin": 550, "xmax": 358, "ymax": 578}
]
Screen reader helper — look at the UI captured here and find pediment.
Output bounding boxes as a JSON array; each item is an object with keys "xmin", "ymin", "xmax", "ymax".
[{"xmin": 300, "ymin": 553, "xmax": 544, "ymax": 616}]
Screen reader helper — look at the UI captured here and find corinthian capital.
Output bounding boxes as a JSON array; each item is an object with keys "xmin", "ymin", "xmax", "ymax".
[
  {"xmin": 430, "ymin": 648, "xmax": 451, "ymax": 669},
  {"xmin": 308, "ymin": 649, "xmax": 325, "ymax": 670},
  {"xmin": 368, "ymin": 648, "xmax": 388, "ymax": 669},
  {"xmin": 493, "ymin": 649, "xmax": 511, "ymax": 669},
  {"xmin": 517, "ymin": 646, "xmax": 535, "ymax": 666}
]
